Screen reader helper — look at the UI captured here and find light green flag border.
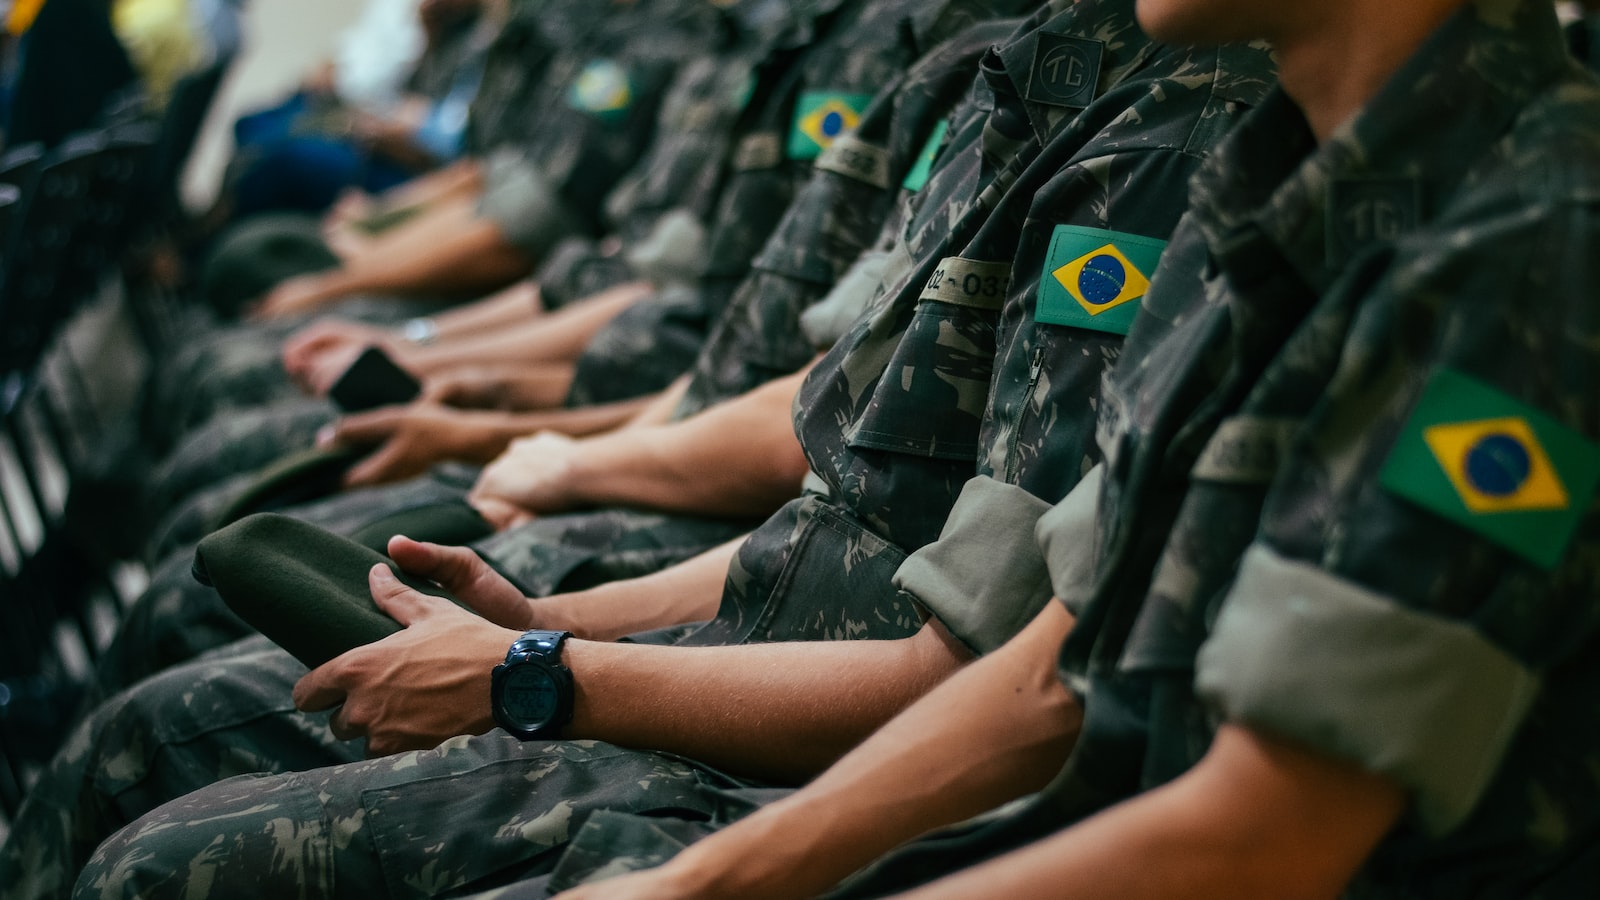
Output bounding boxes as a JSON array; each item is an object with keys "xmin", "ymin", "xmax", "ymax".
[
  {"xmin": 787, "ymin": 91, "xmax": 876, "ymax": 161},
  {"xmin": 1378, "ymin": 367, "xmax": 1600, "ymax": 570},
  {"xmin": 1034, "ymin": 224, "xmax": 1167, "ymax": 335}
]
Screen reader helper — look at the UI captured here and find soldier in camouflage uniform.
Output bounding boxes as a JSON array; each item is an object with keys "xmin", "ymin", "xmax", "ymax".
[
  {"xmin": 0, "ymin": 7, "xmax": 1040, "ymax": 898},
  {"xmin": 512, "ymin": 0, "xmax": 1600, "ymax": 896},
  {"xmin": 138, "ymin": 0, "xmax": 724, "ymax": 462},
  {"xmin": 4, "ymin": 5, "xmax": 1284, "ymax": 899},
  {"xmin": 135, "ymin": 0, "xmax": 964, "ymax": 543},
  {"xmin": 99, "ymin": 0, "xmax": 998, "ymax": 693}
]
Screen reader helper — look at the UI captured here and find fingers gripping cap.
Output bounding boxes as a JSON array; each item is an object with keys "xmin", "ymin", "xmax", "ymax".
[{"xmin": 192, "ymin": 513, "xmax": 463, "ymax": 668}]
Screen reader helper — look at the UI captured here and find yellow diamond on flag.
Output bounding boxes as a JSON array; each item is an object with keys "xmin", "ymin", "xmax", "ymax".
[
  {"xmin": 799, "ymin": 99, "xmax": 860, "ymax": 149},
  {"xmin": 1422, "ymin": 416, "xmax": 1570, "ymax": 514},
  {"xmin": 1051, "ymin": 242, "xmax": 1151, "ymax": 316}
]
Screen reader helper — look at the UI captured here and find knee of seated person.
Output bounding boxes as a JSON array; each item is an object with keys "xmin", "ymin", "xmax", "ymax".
[{"xmin": 74, "ymin": 774, "xmax": 314, "ymax": 900}]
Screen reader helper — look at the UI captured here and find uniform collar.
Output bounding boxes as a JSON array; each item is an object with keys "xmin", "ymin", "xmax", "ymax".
[{"xmin": 1190, "ymin": 0, "xmax": 1569, "ymax": 294}]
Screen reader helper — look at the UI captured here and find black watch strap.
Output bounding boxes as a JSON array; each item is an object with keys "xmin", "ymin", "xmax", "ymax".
[{"xmin": 504, "ymin": 629, "xmax": 571, "ymax": 664}]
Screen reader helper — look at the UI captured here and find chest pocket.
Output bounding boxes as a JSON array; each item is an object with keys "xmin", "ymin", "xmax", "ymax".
[{"xmin": 843, "ymin": 256, "xmax": 1006, "ymax": 461}]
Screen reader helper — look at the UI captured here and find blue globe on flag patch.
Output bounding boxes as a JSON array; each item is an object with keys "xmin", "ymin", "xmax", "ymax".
[
  {"xmin": 1052, "ymin": 242, "xmax": 1150, "ymax": 316},
  {"xmin": 1464, "ymin": 433, "xmax": 1533, "ymax": 496},
  {"xmin": 1379, "ymin": 367, "xmax": 1600, "ymax": 570},
  {"xmin": 1033, "ymin": 225, "xmax": 1167, "ymax": 337},
  {"xmin": 1076, "ymin": 254, "xmax": 1127, "ymax": 307},
  {"xmin": 1423, "ymin": 417, "xmax": 1568, "ymax": 513},
  {"xmin": 787, "ymin": 91, "xmax": 873, "ymax": 160}
]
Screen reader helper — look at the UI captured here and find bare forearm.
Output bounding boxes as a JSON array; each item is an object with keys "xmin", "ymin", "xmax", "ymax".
[
  {"xmin": 422, "ymin": 280, "xmax": 544, "ymax": 342},
  {"xmin": 565, "ymin": 368, "xmax": 811, "ymax": 517},
  {"xmin": 529, "ymin": 537, "xmax": 742, "ymax": 641},
  {"xmin": 564, "ymin": 618, "xmax": 970, "ymax": 783},
  {"xmin": 623, "ymin": 376, "xmax": 689, "ymax": 429},
  {"xmin": 331, "ymin": 200, "xmax": 532, "ymax": 302},
  {"xmin": 660, "ymin": 603, "xmax": 1080, "ymax": 900},
  {"xmin": 901, "ymin": 726, "xmax": 1405, "ymax": 900},
  {"xmin": 505, "ymin": 398, "xmax": 658, "ymax": 440},
  {"xmin": 371, "ymin": 158, "xmax": 482, "ymax": 211},
  {"xmin": 404, "ymin": 281, "xmax": 652, "ymax": 375}
]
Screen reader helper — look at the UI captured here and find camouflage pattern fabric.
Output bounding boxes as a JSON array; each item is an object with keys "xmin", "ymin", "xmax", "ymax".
[
  {"xmin": 144, "ymin": 398, "xmax": 334, "ymax": 549},
  {"xmin": 833, "ymin": 1, "xmax": 1600, "ymax": 896},
  {"xmin": 671, "ymin": 17, "xmax": 1024, "ymax": 417},
  {"xmin": 688, "ymin": 0, "xmax": 1275, "ymax": 648},
  {"xmin": 535, "ymin": 0, "xmax": 802, "ymax": 310},
  {"xmin": 0, "ymin": 6, "xmax": 1268, "ymax": 899},
  {"xmin": 137, "ymin": 0, "xmax": 723, "ymax": 460},
  {"xmin": 0, "ymin": 6, "xmax": 1041, "ymax": 898},
  {"xmin": 560, "ymin": 0, "xmax": 1024, "ymax": 404},
  {"xmin": 75, "ymin": 736, "xmax": 758, "ymax": 900}
]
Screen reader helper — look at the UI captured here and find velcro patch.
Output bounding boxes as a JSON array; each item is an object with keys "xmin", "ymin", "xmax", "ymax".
[
  {"xmin": 1034, "ymin": 225, "xmax": 1166, "ymax": 335},
  {"xmin": 1379, "ymin": 368, "xmax": 1600, "ymax": 570}
]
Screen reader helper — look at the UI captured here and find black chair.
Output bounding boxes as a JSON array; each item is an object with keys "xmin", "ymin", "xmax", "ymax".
[
  {"xmin": 0, "ymin": 133, "xmax": 106, "ymax": 377},
  {"xmin": 0, "ymin": 142, "xmax": 47, "ymax": 201},
  {"xmin": 131, "ymin": 53, "xmax": 236, "ymax": 243},
  {"xmin": 59, "ymin": 121, "xmax": 161, "ymax": 306}
]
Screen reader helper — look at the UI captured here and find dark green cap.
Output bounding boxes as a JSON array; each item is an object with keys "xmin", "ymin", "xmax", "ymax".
[
  {"xmin": 211, "ymin": 444, "xmax": 367, "ymax": 532},
  {"xmin": 193, "ymin": 513, "xmax": 463, "ymax": 669}
]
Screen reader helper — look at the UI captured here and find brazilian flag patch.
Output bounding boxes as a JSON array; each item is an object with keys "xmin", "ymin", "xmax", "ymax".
[
  {"xmin": 567, "ymin": 60, "xmax": 632, "ymax": 122},
  {"xmin": 901, "ymin": 119, "xmax": 949, "ymax": 192},
  {"xmin": 788, "ymin": 91, "xmax": 873, "ymax": 160},
  {"xmin": 1034, "ymin": 225, "xmax": 1166, "ymax": 335},
  {"xmin": 1379, "ymin": 368, "xmax": 1600, "ymax": 569}
]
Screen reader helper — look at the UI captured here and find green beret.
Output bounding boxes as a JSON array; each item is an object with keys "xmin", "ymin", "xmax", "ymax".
[{"xmin": 193, "ymin": 513, "xmax": 464, "ymax": 668}]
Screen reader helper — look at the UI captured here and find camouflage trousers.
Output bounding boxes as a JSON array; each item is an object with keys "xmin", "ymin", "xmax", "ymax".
[
  {"xmin": 145, "ymin": 398, "xmax": 336, "ymax": 557},
  {"xmin": 0, "ymin": 633, "xmax": 771, "ymax": 900},
  {"xmin": 1, "ymin": 505, "xmax": 754, "ymax": 898},
  {"xmin": 73, "ymin": 725, "xmax": 774, "ymax": 900}
]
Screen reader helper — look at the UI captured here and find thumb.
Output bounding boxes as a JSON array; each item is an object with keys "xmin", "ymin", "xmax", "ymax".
[
  {"xmin": 368, "ymin": 563, "xmax": 441, "ymax": 627},
  {"xmin": 468, "ymin": 495, "xmax": 534, "ymax": 532}
]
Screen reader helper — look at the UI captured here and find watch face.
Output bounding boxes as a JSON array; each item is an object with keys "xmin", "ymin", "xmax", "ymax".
[{"xmin": 501, "ymin": 665, "xmax": 560, "ymax": 730}]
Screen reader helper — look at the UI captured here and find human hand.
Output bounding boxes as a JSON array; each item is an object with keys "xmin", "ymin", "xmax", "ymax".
[
  {"xmin": 248, "ymin": 273, "xmax": 337, "ymax": 321},
  {"xmin": 385, "ymin": 534, "xmax": 534, "ymax": 629},
  {"xmin": 281, "ymin": 319, "xmax": 397, "ymax": 395},
  {"xmin": 467, "ymin": 432, "xmax": 583, "ymax": 529},
  {"xmin": 319, "ymin": 402, "xmax": 499, "ymax": 487},
  {"xmin": 292, "ymin": 562, "xmax": 521, "ymax": 756}
]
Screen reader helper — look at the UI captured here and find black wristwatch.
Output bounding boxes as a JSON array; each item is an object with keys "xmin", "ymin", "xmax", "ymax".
[{"xmin": 490, "ymin": 629, "xmax": 574, "ymax": 740}]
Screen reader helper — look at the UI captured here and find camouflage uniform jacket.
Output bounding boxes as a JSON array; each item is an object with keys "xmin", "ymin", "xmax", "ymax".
[
  {"xmin": 531, "ymin": 0, "xmax": 815, "ymax": 309},
  {"xmin": 854, "ymin": 1, "xmax": 1600, "ymax": 895},
  {"xmin": 563, "ymin": 0, "xmax": 1027, "ymax": 402},
  {"xmin": 684, "ymin": 0, "xmax": 1275, "ymax": 650},
  {"xmin": 476, "ymin": 0, "xmax": 726, "ymax": 247},
  {"xmin": 669, "ymin": 15, "xmax": 1027, "ymax": 418}
]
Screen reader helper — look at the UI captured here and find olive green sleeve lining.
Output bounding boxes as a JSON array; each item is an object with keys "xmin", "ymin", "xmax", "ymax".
[{"xmin": 1195, "ymin": 544, "xmax": 1540, "ymax": 835}]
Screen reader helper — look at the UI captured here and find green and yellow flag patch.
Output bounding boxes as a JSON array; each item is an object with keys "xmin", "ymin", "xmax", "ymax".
[
  {"xmin": 1379, "ymin": 368, "xmax": 1600, "ymax": 569},
  {"xmin": 788, "ymin": 91, "xmax": 873, "ymax": 160},
  {"xmin": 901, "ymin": 119, "xmax": 948, "ymax": 192},
  {"xmin": 1034, "ymin": 225, "xmax": 1166, "ymax": 335},
  {"xmin": 567, "ymin": 60, "xmax": 632, "ymax": 122}
]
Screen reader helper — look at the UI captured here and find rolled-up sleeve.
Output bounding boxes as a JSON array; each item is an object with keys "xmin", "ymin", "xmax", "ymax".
[
  {"xmin": 897, "ymin": 467, "xmax": 1102, "ymax": 655},
  {"xmin": 1195, "ymin": 543, "xmax": 1539, "ymax": 834},
  {"xmin": 478, "ymin": 149, "xmax": 580, "ymax": 260}
]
